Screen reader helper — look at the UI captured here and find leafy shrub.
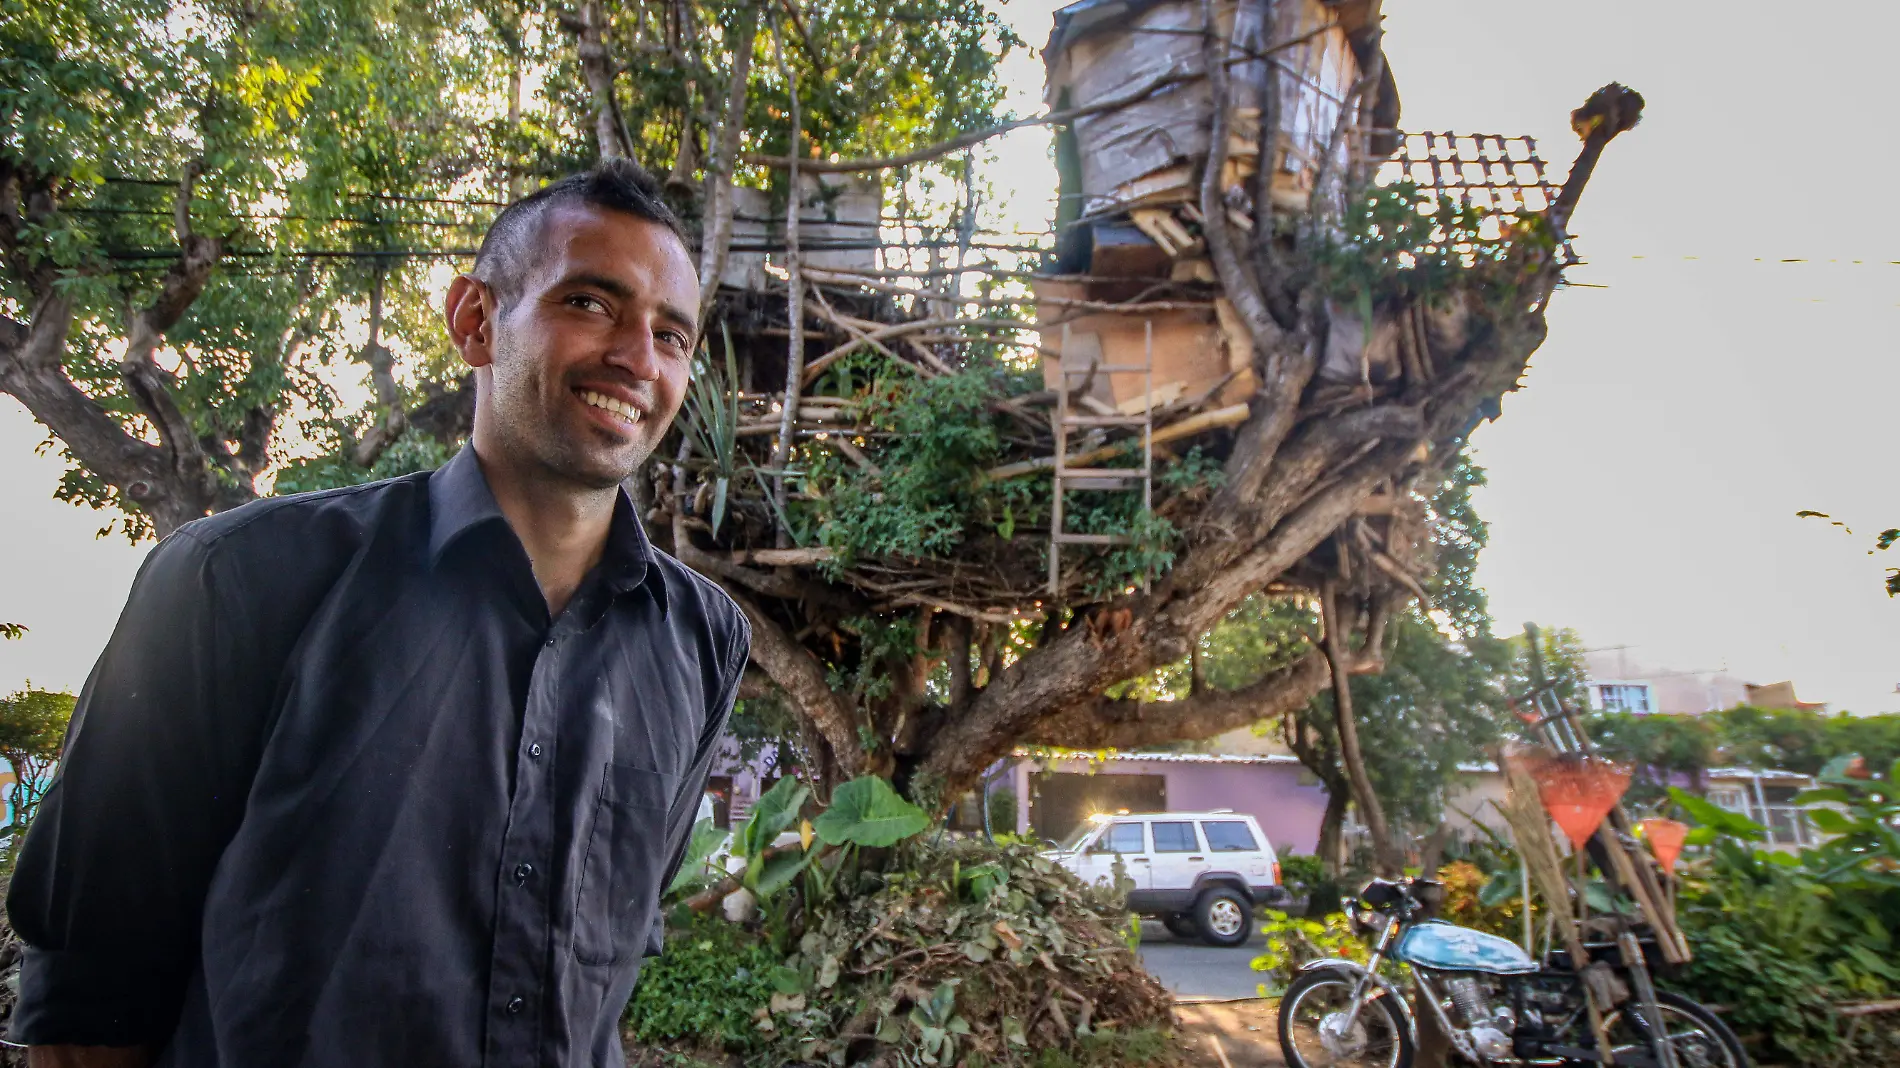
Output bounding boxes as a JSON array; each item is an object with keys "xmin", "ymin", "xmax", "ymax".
[
  {"xmin": 1274, "ymin": 851, "xmax": 1325, "ymax": 900},
  {"xmin": 625, "ymin": 912, "xmax": 782, "ymax": 1057},
  {"xmin": 1249, "ymin": 909, "xmax": 1367, "ymax": 996},
  {"xmin": 1664, "ymin": 762, "xmax": 1900, "ymax": 1066},
  {"xmin": 985, "ymin": 787, "xmax": 1017, "ymax": 835},
  {"xmin": 1436, "ymin": 859, "xmax": 1535, "ymax": 941}
]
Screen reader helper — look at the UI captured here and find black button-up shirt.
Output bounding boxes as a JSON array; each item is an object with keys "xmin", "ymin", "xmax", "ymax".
[{"xmin": 7, "ymin": 447, "xmax": 748, "ymax": 1067}]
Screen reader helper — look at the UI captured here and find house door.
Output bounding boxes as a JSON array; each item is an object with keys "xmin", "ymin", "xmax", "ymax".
[{"xmin": 1032, "ymin": 772, "xmax": 1166, "ymax": 841}]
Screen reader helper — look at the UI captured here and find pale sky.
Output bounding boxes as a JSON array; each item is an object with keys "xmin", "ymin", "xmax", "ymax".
[{"xmin": 3, "ymin": 0, "xmax": 1896, "ymax": 713}]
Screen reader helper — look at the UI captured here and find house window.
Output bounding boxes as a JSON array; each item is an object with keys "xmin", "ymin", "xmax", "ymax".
[
  {"xmin": 1594, "ymin": 682, "xmax": 1653, "ymax": 714},
  {"xmin": 1151, "ymin": 821, "xmax": 1200, "ymax": 853}
]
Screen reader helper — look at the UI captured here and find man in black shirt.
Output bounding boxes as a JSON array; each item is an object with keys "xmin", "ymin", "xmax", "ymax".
[{"xmin": 7, "ymin": 159, "xmax": 750, "ymax": 1068}]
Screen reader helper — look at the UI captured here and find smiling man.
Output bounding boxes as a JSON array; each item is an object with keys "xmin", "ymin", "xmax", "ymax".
[{"xmin": 7, "ymin": 160, "xmax": 749, "ymax": 1068}]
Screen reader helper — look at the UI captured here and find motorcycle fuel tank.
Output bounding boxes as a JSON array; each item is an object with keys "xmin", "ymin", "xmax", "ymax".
[{"xmin": 1394, "ymin": 921, "xmax": 1540, "ymax": 975}]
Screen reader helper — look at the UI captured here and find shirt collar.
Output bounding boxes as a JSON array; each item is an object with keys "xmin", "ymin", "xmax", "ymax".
[{"xmin": 427, "ymin": 446, "xmax": 667, "ymax": 609}]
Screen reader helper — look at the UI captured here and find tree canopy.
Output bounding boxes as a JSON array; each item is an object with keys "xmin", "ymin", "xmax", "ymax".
[
  {"xmin": 0, "ymin": 686, "xmax": 74, "ymax": 865},
  {"xmin": 1, "ymin": 0, "xmax": 1017, "ymax": 536}
]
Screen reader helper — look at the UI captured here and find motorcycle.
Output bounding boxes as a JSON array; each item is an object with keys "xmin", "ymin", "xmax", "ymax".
[{"xmin": 1276, "ymin": 876, "xmax": 1747, "ymax": 1068}]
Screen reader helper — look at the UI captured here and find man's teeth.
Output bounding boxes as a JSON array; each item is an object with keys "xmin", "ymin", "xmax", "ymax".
[{"xmin": 580, "ymin": 390, "xmax": 642, "ymax": 422}]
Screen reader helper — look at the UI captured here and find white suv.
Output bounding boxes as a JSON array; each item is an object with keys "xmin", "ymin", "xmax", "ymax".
[{"xmin": 1047, "ymin": 810, "xmax": 1287, "ymax": 947}]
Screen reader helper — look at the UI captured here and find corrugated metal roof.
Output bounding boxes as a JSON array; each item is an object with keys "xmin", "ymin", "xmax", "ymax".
[
  {"xmin": 1012, "ymin": 749, "xmax": 1302, "ymax": 766},
  {"xmin": 1453, "ymin": 762, "xmax": 1813, "ymax": 783},
  {"xmin": 1706, "ymin": 766, "xmax": 1813, "ymax": 782}
]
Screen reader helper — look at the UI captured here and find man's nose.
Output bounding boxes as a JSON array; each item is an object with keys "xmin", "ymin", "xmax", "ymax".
[{"xmin": 605, "ymin": 320, "xmax": 661, "ymax": 379}]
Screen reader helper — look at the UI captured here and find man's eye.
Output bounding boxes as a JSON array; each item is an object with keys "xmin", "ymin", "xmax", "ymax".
[
  {"xmin": 567, "ymin": 294, "xmax": 609, "ymax": 313},
  {"xmin": 658, "ymin": 330, "xmax": 692, "ymax": 351}
]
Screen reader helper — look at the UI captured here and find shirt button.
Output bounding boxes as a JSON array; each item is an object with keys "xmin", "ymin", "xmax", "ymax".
[
  {"xmin": 528, "ymin": 742, "xmax": 543, "ymax": 759},
  {"xmin": 545, "ymin": 637, "xmax": 555, "ymax": 647},
  {"xmin": 506, "ymin": 996, "xmax": 524, "ymax": 1015},
  {"xmin": 514, "ymin": 862, "xmax": 534, "ymax": 884}
]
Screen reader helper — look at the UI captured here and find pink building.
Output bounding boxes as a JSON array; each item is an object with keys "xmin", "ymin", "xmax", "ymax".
[{"xmin": 1001, "ymin": 751, "xmax": 1331, "ymax": 856}]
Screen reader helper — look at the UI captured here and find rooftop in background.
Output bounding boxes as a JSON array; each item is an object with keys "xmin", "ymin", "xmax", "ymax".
[{"xmin": 1583, "ymin": 649, "xmax": 1829, "ymax": 716}]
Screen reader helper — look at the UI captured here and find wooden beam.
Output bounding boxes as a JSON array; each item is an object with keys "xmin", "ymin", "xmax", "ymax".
[{"xmin": 984, "ymin": 402, "xmax": 1251, "ymax": 481}]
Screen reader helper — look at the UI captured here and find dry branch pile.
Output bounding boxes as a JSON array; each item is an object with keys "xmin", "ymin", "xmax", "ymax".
[{"xmin": 630, "ymin": 837, "xmax": 1177, "ymax": 1068}]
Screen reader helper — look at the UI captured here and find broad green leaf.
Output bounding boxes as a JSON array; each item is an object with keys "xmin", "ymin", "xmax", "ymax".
[
  {"xmin": 741, "ymin": 776, "xmax": 809, "ymax": 857},
  {"xmin": 664, "ymin": 817, "xmax": 730, "ymax": 897},
  {"xmin": 812, "ymin": 775, "xmax": 930, "ymax": 847},
  {"xmin": 1804, "ymin": 808, "xmax": 1857, "ymax": 835},
  {"xmin": 1793, "ymin": 787, "xmax": 1853, "ymax": 807},
  {"xmin": 767, "ymin": 965, "xmax": 806, "ymax": 994},
  {"xmin": 747, "ymin": 848, "xmax": 816, "ymax": 899},
  {"xmin": 1669, "ymin": 786, "xmax": 1766, "ymax": 841},
  {"xmin": 1477, "ymin": 871, "xmax": 1521, "ymax": 908}
]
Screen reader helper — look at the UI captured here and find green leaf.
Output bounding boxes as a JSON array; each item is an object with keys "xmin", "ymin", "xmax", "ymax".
[
  {"xmin": 1669, "ymin": 786, "xmax": 1766, "ymax": 841},
  {"xmin": 1804, "ymin": 808, "xmax": 1857, "ymax": 835},
  {"xmin": 1477, "ymin": 871, "xmax": 1521, "ymax": 908},
  {"xmin": 665, "ymin": 817, "xmax": 730, "ymax": 897},
  {"xmin": 747, "ymin": 849, "xmax": 816, "ymax": 899},
  {"xmin": 767, "ymin": 965, "xmax": 806, "ymax": 994},
  {"xmin": 812, "ymin": 775, "xmax": 930, "ymax": 847},
  {"xmin": 740, "ymin": 776, "xmax": 810, "ymax": 857},
  {"xmin": 1793, "ymin": 787, "xmax": 1854, "ymax": 807}
]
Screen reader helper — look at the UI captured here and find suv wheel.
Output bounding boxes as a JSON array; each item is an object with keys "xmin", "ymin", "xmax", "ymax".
[
  {"xmin": 1162, "ymin": 912, "xmax": 1200, "ymax": 940},
  {"xmin": 1195, "ymin": 886, "xmax": 1253, "ymax": 947}
]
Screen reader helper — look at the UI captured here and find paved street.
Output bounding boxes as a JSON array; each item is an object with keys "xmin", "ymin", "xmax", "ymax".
[{"xmin": 1136, "ymin": 923, "xmax": 1271, "ymax": 1001}]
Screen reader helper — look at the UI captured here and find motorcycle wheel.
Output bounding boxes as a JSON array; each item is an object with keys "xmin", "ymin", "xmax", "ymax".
[
  {"xmin": 1600, "ymin": 990, "xmax": 1750, "ymax": 1068},
  {"xmin": 1278, "ymin": 967, "xmax": 1415, "ymax": 1068}
]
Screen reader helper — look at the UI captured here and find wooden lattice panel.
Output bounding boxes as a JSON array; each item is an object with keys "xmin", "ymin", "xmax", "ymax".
[{"xmin": 1361, "ymin": 129, "xmax": 1577, "ymax": 263}]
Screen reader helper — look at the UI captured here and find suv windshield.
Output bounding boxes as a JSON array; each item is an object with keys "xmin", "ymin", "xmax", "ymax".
[{"xmin": 1054, "ymin": 821, "xmax": 1099, "ymax": 852}]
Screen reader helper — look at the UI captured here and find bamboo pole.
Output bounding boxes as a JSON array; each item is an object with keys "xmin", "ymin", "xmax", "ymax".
[{"xmin": 768, "ymin": 26, "xmax": 803, "ymax": 549}]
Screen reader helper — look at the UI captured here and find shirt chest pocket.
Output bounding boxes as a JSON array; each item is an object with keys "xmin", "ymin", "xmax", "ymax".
[{"xmin": 573, "ymin": 762, "xmax": 678, "ymax": 966}]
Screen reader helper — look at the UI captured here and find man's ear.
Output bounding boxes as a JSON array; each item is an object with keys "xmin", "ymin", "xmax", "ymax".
[{"xmin": 445, "ymin": 275, "xmax": 497, "ymax": 369}]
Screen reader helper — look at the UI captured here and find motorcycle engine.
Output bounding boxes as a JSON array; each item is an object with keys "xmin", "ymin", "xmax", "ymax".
[{"xmin": 1446, "ymin": 976, "xmax": 1516, "ymax": 1061}]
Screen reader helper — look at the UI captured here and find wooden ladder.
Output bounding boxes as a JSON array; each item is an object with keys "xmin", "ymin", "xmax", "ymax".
[{"xmin": 1048, "ymin": 320, "xmax": 1155, "ymax": 595}]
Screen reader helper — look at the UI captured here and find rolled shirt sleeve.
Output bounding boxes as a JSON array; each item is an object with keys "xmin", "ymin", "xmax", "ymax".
[{"xmin": 8, "ymin": 529, "xmax": 268, "ymax": 1046}]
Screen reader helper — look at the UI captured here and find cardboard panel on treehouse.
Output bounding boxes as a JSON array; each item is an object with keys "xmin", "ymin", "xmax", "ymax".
[
  {"xmin": 1034, "ymin": 279, "xmax": 1254, "ymax": 413},
  {"xmin": 720, "ymin": 175, "xmax": 884, "ymax": 290},
  {"xmin": 1044, "ymin": 0, "xmax": 1359, "ymax": 217}
]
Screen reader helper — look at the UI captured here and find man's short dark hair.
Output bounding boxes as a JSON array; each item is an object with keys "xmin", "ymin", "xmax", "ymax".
[{"xmin": 473, "ymin": 158, "xmax": 687, "ymax": 306}]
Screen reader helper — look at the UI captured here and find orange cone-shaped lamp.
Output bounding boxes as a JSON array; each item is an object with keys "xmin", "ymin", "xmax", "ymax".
[
  {"xmin": 1530, "ymin": 755, "xmax": 1631, "ymax": 850},
  {"xmin": 1638, "ymin": 817, "xmax": 1689, "ymax": 875}
]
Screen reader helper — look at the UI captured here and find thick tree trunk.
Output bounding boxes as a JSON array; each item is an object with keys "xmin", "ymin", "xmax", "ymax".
[
  {"xmin": 1322, "ymin": 578, "xmax": 1405, "ymax": 876},
  {"xmin": 1316, "ymin": 787, "xmax": 1349, "ymax": 876},
  {"xmin": 568, "ymin": 0, "xmax": 630, "ymax": 160},
  {"xmin": 695, "ymin": 1, "xmax": 758, "ymax": 325}
]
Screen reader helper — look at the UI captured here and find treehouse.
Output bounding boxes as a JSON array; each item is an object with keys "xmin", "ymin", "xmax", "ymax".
[{"xmin": 665, "ymin": 0, "xmax": 1641, "ymax": 792}]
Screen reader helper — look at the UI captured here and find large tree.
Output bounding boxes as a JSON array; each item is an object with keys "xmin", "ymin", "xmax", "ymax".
[
  {"xmin": 4, "ymin": 0, "xmax": 1642, "ymax": 832},
  {"xmin": 1, "ymin": 0, "xmax": 1011, "ymax": 534}
]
